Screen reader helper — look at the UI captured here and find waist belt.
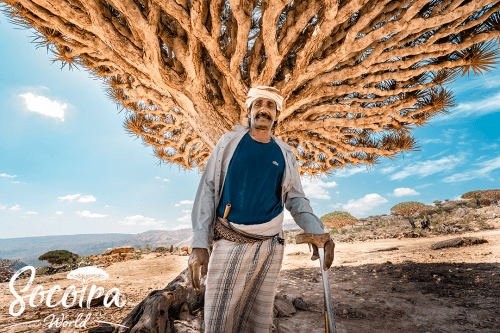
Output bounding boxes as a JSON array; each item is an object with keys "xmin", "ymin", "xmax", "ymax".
[{"xmin": 213, "ymin": 217, "xmax": 285, "ymax": 245}]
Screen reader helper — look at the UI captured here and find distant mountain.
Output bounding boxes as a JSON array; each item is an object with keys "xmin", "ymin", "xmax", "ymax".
[
  {"xmin": 0, "ymin": 233, "xmax": 133, "ymax": 268},
  {"xmin": 0, "ymin": 223, "xmax": 304, "ymax": 268}
]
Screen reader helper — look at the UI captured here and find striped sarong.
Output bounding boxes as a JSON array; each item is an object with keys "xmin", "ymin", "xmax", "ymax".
[{"xmin": 204, "ymin": 211, "xmax": 284, "ymax": 333}]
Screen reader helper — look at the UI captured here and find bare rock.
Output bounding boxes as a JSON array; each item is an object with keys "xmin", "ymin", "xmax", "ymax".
[
  {"xmin": 181, "ymin": 245, "xmax": 189, "ymax": 252},
  {"xmin": 292, "ymin": 297, "xmax": 310, "ymax": 311},
  {"xmin": 101, "ymin": 246, "xmax": 137, "ymax": 255},
  {"xmin": 274, "ymin": 295, "xmax": 296, "ymax": 317},
  {"xmin": 454, "ymin": 207, "xmax": 469, "ymax": 218}
]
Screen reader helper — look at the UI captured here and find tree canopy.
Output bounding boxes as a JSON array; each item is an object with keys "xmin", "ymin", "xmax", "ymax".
[
  {"xmin": 390, "ymin": 201, "xmax": 425, "ymax": 216},
  {"xmin": 320, "ymin": 210, "xmax": 357, "ymax": 228},
  {"xmin": 38, "ymin": 250, "xmax": 79, "ymax": 265},
  {"xmin": 2, "ymin": 0, "xmax": 500, "ymax": 175}
]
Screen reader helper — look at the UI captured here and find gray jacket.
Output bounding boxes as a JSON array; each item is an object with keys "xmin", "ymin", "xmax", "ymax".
[{"xmin": 190, "ymin": 125, "xmax": 325, "ymax": 249}]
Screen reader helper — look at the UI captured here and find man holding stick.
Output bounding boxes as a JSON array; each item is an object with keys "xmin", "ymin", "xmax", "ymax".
[{"xmin": 189, "ymin": 86, "xmax": 335, "ymax": 333}]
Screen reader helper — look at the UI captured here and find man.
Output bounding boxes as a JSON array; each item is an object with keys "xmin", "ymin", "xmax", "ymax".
[{"xmin": 189, "ymin": 86, "xmax": 335, "ymax": 333}]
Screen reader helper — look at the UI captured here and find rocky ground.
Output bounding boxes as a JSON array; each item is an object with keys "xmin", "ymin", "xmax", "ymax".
[{"xmin": 0, "ymin": 206, "xmax": 499, "ymax": 333}]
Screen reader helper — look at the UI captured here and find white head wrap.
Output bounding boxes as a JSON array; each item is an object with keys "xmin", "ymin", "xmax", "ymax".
[{"xmin": 245, "ymin": 86, "xmax": 284, "ymax": 112}]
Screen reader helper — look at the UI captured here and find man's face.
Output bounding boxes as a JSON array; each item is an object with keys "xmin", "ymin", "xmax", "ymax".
[{"xmin": 248, "ymin": 98, "xmax": 277, "ymax": 130}]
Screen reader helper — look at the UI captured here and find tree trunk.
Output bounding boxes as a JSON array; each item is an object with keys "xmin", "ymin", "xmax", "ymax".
[
  {"xmin": 420, "ymin": 216, "xmax": 430, "ymax": 230},
  {"xmin": 109, "ymin": 268, "xmax": 204, "ymax": 333},
  {"xmin": 476, "ymin": 198, "xmax": 482, "ymax": 209},
  {"xmin": 407, "ymin": 217, "xmax": 416, "ymax": 229}
]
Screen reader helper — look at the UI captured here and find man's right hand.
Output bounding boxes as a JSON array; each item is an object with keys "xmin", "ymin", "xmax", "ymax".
[{"xmin": 188, "ymin": 248, "xmax": 210, "ymax": 290}]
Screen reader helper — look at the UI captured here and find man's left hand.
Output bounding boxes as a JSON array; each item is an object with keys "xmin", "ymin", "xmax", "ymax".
[{"xmin": 310, "ymin": 235, "xmax": 335, "ymax": 270}]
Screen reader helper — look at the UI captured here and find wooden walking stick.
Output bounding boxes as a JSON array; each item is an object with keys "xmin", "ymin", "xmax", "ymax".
[{"xmin": 296, "ymin": 233, "xmax": 335, "ymax": 333}]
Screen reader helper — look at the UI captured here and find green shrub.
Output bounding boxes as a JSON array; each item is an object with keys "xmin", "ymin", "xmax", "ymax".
[
  {"xmin": 38, "ymin": 250, "xmax": 79, "ymax": 265},
  {"xmin": 329, "ymin": 228, "xmax": 339, "ymax": 235},
  {"xmin": 154, "ymin": 247, "xmax": 168, "ymax": 253}
]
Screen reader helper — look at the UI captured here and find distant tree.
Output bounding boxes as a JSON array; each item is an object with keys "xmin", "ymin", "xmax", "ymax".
[
  {"xmin": 461, "ymin": 190, "xmax": 485, "ymax": 199},
  {"xmin": 145, "ymin": 243, "xmax": 151, "ymax": 253},
  {"xmin": 390, "ymin": 202, "xmax": 425, "ymax": 229},
  {"xmin": 1, "ymin": 258, "xmax": 21, "ymax": 282},
  {"xmin": 38, "ymin": 250, "xmax": 79, "ymax": 265},
  {"xmin": 320, "ymin": 211, "xmax": 357, "ymax": 235},
  {"xmin": 153, "ymin": 247, "xmax": 168, "ymax": 253},
  {"xmin": 433, "ymin": 200, "xmax": 442, "ymax": 208}
]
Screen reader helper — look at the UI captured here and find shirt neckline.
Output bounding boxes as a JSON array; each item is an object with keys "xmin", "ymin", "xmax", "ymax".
[{"xmin": 246, "ymin": 132, "xmax": 273, "ymax": 145}]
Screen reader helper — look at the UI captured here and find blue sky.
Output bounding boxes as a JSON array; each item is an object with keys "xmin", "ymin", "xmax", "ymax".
[{"xmin": 1, "ymin": 16, "xmax": 499, "ymax": 239}]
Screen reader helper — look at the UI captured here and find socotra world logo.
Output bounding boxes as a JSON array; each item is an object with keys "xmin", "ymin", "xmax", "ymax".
[{"xmin": 5, "ymin": 265, "xmax": 128, "ymax": 331}]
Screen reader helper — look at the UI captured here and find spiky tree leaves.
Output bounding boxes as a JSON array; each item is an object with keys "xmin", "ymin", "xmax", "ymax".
[
  {"xmin": 2, "ymin": 0, "xmax": 500, "ymax": 174},
  {"xmin": 391, "ymin": 201, "xmax": 426, "ymax": 229},
  {"xmin": 461, "ymin": 190, "xmax": 485, "ymax": 199}
]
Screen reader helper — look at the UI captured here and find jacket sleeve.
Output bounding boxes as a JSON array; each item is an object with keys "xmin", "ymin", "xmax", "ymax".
[
  {"xmin": 284, "ymin": 153, "xmax": 325, "ymax": 234},
  {"xmin": 190, "ymin": 137, "xmax": 224, "ymax": 250}
]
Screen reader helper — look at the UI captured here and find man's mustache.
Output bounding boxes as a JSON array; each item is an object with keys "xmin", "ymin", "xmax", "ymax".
[{"xmin": 255, "ymin": 112, "xmax": 272, "ymax": 119}]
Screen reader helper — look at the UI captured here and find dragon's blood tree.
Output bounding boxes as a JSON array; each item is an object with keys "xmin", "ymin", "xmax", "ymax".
[
  {"xmin": 2, "ymin": 1, "xmax": 500, "ymax": 175},
  {"xmin": 320, "ymin": 211, "xmax": 357, "ymax": 234},
  {"xmin": 390, "ymin": 201, "xmax": 425, "ymax": 229},
  {"xmin": 461, "ymin": 189, "xmax": 498, "ymax": 207}
]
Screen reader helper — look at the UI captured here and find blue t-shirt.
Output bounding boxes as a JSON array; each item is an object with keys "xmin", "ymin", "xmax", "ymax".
[{"xmin": 217, "ymin": 133, "xmax": 285, "ymax": 225}]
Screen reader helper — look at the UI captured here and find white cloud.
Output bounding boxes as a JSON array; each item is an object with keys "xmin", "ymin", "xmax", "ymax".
[
  {"xmin": 78, "ymin": 195, "xmax": 96, "ymax": 203},
  {"xmin": 9, "ymin": 205, "xmax": 21, "ymax": 211},
  {"xmin": 155, "ymin": 177, "xmax": 161, "ymax": 179},
  {"xmin": 379, "ymin": 165, "xmax": 397, "ymax": 174},
  {"xmin": 442, "ymin": 155, "xmax": 500, "ymax": 183},
  {"xmin": 55, "ymin": 211, "xmax": 63, "ymax": 214},
  {"xmin": 332, "ymin": 194, "xmax": 388, "ymax": 216},
  {"xmin": 430, "ymin": 149, "xmax": 449, "ymax": 158},
  {"xmin": 177, "ymin": 214, "xmax": 191, "ymax": 222},
  {"xmin": 174, "ymin": 224, "xmax": 191, "ymax": 230},
  {"xmin": 436, "ymin": 91, "xmax": 500, "ymax": 121},
  {"xmin": 415, "ymin": 183, "xmax": 433, "ymax": 189},
  {"xmin": 300, "ymin": 178, "xmax": 338, "ymax": 200},
  {"xmin": 19, "ymin": 92, "xmax": 67, "ymax": 121},
  {"xmin": 182, "ymin": 210, "xmax": 191, "ymax": 213},
  {"xmin": 389, "ymin": 154, "xmax": 466, "ymax": 180},
  {"xmin": 26, "ymin": 211, "xmax": 39, "ymax": 214},
  {"xmin": 118, "ymin": 215, "xmax": 165, "ymax": 225},
  {"xmin": 422, "ymin": 138, "xmax": 443, "ymax": 144},
  {"xmin": 162, "ymin": 179, "xmax": 170, "ymax": 182},
  {"xmin": 11, "ymin": 181, "xmax": 25, "ymax": 184},
  {"xmin": 58, "ymin": 193, "xmax": 81, "ymax": 201},
  {"xmin": 393, "ymin": 188, "xmax": 420, "ymax": 197},
  {"xmin": 175, "ymin": 200, "xmax": 194, "ymax": 207},
  {"xmin": 334, "ymin": 167, "xmax": 369, "ymax": 177},
  {"xmin": 105, "ymin": 205, "xmax": 109, "ymax": 207},
  {"xmin": 480, "ymin": 143, "xmax": 499, "ymax": 151},
  {"xmin": 76, "ymin": 210, "xmax": 108, "ymax": 218},
  {"xmin": 0, "ymin": 204, "xmax": 7, "ymax": 209},
  {"xmin": 0, "ymin": 173, "xmax": 16, "ymax": 178}
]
